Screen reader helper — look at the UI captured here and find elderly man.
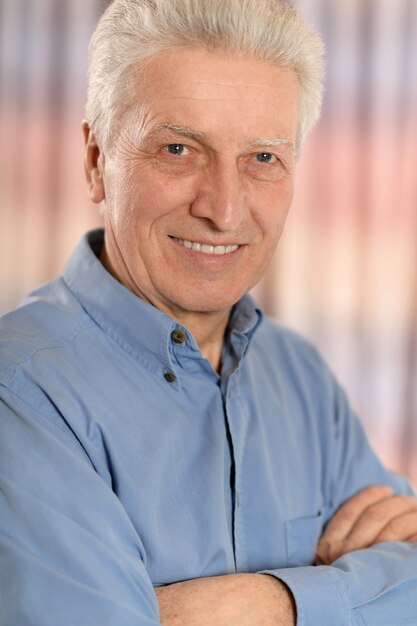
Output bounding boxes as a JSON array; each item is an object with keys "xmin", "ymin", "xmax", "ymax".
[{"xmin": 1, "ymin": 1, "xmax": 416, "ymax": 624}]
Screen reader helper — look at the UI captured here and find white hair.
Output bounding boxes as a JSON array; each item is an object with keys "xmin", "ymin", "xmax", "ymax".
[{"xmin": 85, "ymin": 0, "xmax": 325, "ymax": 153}]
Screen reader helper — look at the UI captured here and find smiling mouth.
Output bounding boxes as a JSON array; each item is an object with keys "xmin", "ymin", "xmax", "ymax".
[{"xmin": 171, "ymin": 237, "xmax": 240, "ymax": 256}]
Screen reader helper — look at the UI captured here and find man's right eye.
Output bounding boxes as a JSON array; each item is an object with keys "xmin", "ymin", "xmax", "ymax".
[{"xmin": 164, "ymin": 144, "xmax": 189, "ymax": 156}]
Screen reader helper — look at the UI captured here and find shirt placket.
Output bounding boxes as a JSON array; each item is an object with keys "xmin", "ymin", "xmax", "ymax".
[{"xmin": 223, "ymin": 344, "xmax": 250, "ymax": 573}]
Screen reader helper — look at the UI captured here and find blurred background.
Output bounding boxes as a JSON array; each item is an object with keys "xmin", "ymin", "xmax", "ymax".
[{"xmin": 0, "ymin": 0, "xmax": 416, "ymax": 483}]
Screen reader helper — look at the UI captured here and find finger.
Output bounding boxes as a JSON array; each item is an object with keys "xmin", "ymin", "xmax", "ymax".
[
  {"xmin": 328, "ymin": 495, "xmax": 417, "ymax": 562},
  {"xmin": 315, "ymin": 485, "xmax": 393, "ymax": 563},
  {"xmin": 321, "ymin": 486, "xmax": 393, "ymax": 543},
  {"xmin": 316, "ymin": 521, "xmax": 417, "ymax": 565},
  {"xmin": 374, "ymin": 510, "xmax": 417, "ymax": 543}
]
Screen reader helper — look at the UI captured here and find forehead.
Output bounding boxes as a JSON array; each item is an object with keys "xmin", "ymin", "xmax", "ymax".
[{"xmin": 125, "ymin": 48, "xmax": 300, "ymax": 147}]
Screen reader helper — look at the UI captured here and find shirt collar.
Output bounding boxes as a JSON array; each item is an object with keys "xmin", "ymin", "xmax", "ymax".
[{"xmin": 63, "ymin": 229, "xmax": 263, "ymax": 386}]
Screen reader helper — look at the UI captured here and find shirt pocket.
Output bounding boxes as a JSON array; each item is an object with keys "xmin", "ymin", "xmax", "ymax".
[{"xmin": 285, "ymin": 510, "xmax": 324, "ymax": 567}]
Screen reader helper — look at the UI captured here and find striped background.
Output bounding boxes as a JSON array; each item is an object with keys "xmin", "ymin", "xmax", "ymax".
[{"xmin": 1, "ymin": 0, "xmax": 416, "ymax": 483}]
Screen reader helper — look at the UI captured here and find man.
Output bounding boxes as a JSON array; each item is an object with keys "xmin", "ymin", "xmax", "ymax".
[{"xmin": 0, "ymin": 1, "xmax": 416, "ymax": 624}]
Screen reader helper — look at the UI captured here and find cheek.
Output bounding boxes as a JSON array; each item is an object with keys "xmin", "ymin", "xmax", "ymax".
[
  {"xmin": 126, "ymin": 169, "xmax": 199, "ymax": 225},
  {"xmin": 254, "ymin": 184, "xmax": 293, "ymax": 241}
]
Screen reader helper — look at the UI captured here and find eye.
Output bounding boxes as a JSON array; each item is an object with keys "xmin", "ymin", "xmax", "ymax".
[
  {"xmin": 164, "ymin": 144, "xmax": 190, "ymax": 156},
  {"xmin": 255, "ymin": 152, "xmax": 278, "ymax": 164}
]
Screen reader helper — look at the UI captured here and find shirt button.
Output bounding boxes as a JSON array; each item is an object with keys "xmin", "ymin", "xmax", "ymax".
[
  {"xmin": 171, "ymin": 329, "xmax": 186, "ymax": 344},
  {"xmin": 164, "ymin": 371, "xmax": 177, "ymax": 383}
]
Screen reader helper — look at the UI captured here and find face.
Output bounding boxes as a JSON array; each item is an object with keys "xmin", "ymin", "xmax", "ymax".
[{"xmin": 85, "ymin": 48, "xmax": 300, "ymax": 322}]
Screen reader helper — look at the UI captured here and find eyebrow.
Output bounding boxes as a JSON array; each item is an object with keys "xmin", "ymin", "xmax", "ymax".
[
  {"xmin": 146, "ymin": 123, "xmax": 206, "ymax": 142},
  {"xmin": 145, "ymin": 122, "xmax": 294, "ymax": 152},
  {"xmin": 246, "ymin": 138, "xmax": 295, "ymax": 151}
]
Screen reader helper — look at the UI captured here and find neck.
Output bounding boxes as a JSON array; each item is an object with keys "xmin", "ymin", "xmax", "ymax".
[
  {"xmin": 100, "ymin": 244, "xmax": 231, "ymax": 373},
  {"xmin": 171, "ymin": 309, "xmax": 231, "ymax": 373}
]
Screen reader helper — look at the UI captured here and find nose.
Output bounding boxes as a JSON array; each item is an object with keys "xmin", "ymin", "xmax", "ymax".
[{"xmin": 190, "ymin": 160, "xmax": 245, "ymax": 232}]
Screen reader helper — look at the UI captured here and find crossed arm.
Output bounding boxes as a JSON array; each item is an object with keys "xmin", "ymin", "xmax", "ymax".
[{"xmin": 156, "ymin": 486, "xmax": 417, "ymax": 626}]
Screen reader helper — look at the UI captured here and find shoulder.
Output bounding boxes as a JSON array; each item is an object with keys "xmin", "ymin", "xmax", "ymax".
[
  {"xmin": 252, "ymin": 317, "xmax": 330, "ymax": 378},
  {"xmin": 0, "ymin": 277, "xmax": 93, "ymax": 386},
  {"xmin": 247, "ymin": 317, "xmax": 344, "ymax": 417}
]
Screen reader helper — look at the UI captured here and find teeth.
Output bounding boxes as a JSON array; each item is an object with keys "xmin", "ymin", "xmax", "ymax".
[{"xmin": 173, "ymin": 238, "xmax": 239, "ymax": 256}]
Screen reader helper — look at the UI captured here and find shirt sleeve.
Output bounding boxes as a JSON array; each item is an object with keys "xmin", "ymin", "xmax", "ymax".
[
  {"xmin": 260, "ymin": 363, "xmax": 417, "ymax": 626},
  {"xmin": 264, "ymin": 542, "xmax": 417, "ymax": 626},
  {"xmin": 0, "ymin": 386, "xmax": 161, "ymax": 626}
]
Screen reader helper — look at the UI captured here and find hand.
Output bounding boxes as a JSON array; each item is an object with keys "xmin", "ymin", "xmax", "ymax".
[
  {"xmin": 315, "ymin": 485, "xmax": 417, "ymax": 565},
  {"xmin": 155, "ymin": 573, "xmax": 296, "ymax": 626}
]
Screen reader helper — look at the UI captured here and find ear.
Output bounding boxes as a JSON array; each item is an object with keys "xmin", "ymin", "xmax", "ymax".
[{"xmin": 82, "ymin": 121, "xmax": 105, "ymax": 204}]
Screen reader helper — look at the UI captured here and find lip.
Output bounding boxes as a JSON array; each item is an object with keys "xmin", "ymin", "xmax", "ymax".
[
  {"xmin": 170, "ymin": 235, "xmax": 241, "ymax": 248},
  {"xmin": 170, "ymin": 236, "xmax": 240, "ymax": 256},
  {"xmin": 168, "ymin": 235, "xmax": 244, "ymax": 268}
]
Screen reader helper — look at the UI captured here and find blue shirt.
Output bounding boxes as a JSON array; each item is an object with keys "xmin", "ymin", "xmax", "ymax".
[{"xmin": 0, "ymin": 229, "xmax": 416, "ymax": 626}]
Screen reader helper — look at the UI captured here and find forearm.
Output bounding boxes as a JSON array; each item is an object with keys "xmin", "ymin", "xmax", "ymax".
[{"xmin": 155, "ymin": 573, "xmax": 296, "ymax": 626}]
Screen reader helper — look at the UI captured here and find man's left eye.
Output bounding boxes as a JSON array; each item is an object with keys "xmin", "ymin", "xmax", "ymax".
[
  {"xmin": 165, "ymin": 144, "xmax": 189, "ymax": 156},
  {"xmin": 255, "ymin": 152, "xmax": 277, "ymax": 164}
]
